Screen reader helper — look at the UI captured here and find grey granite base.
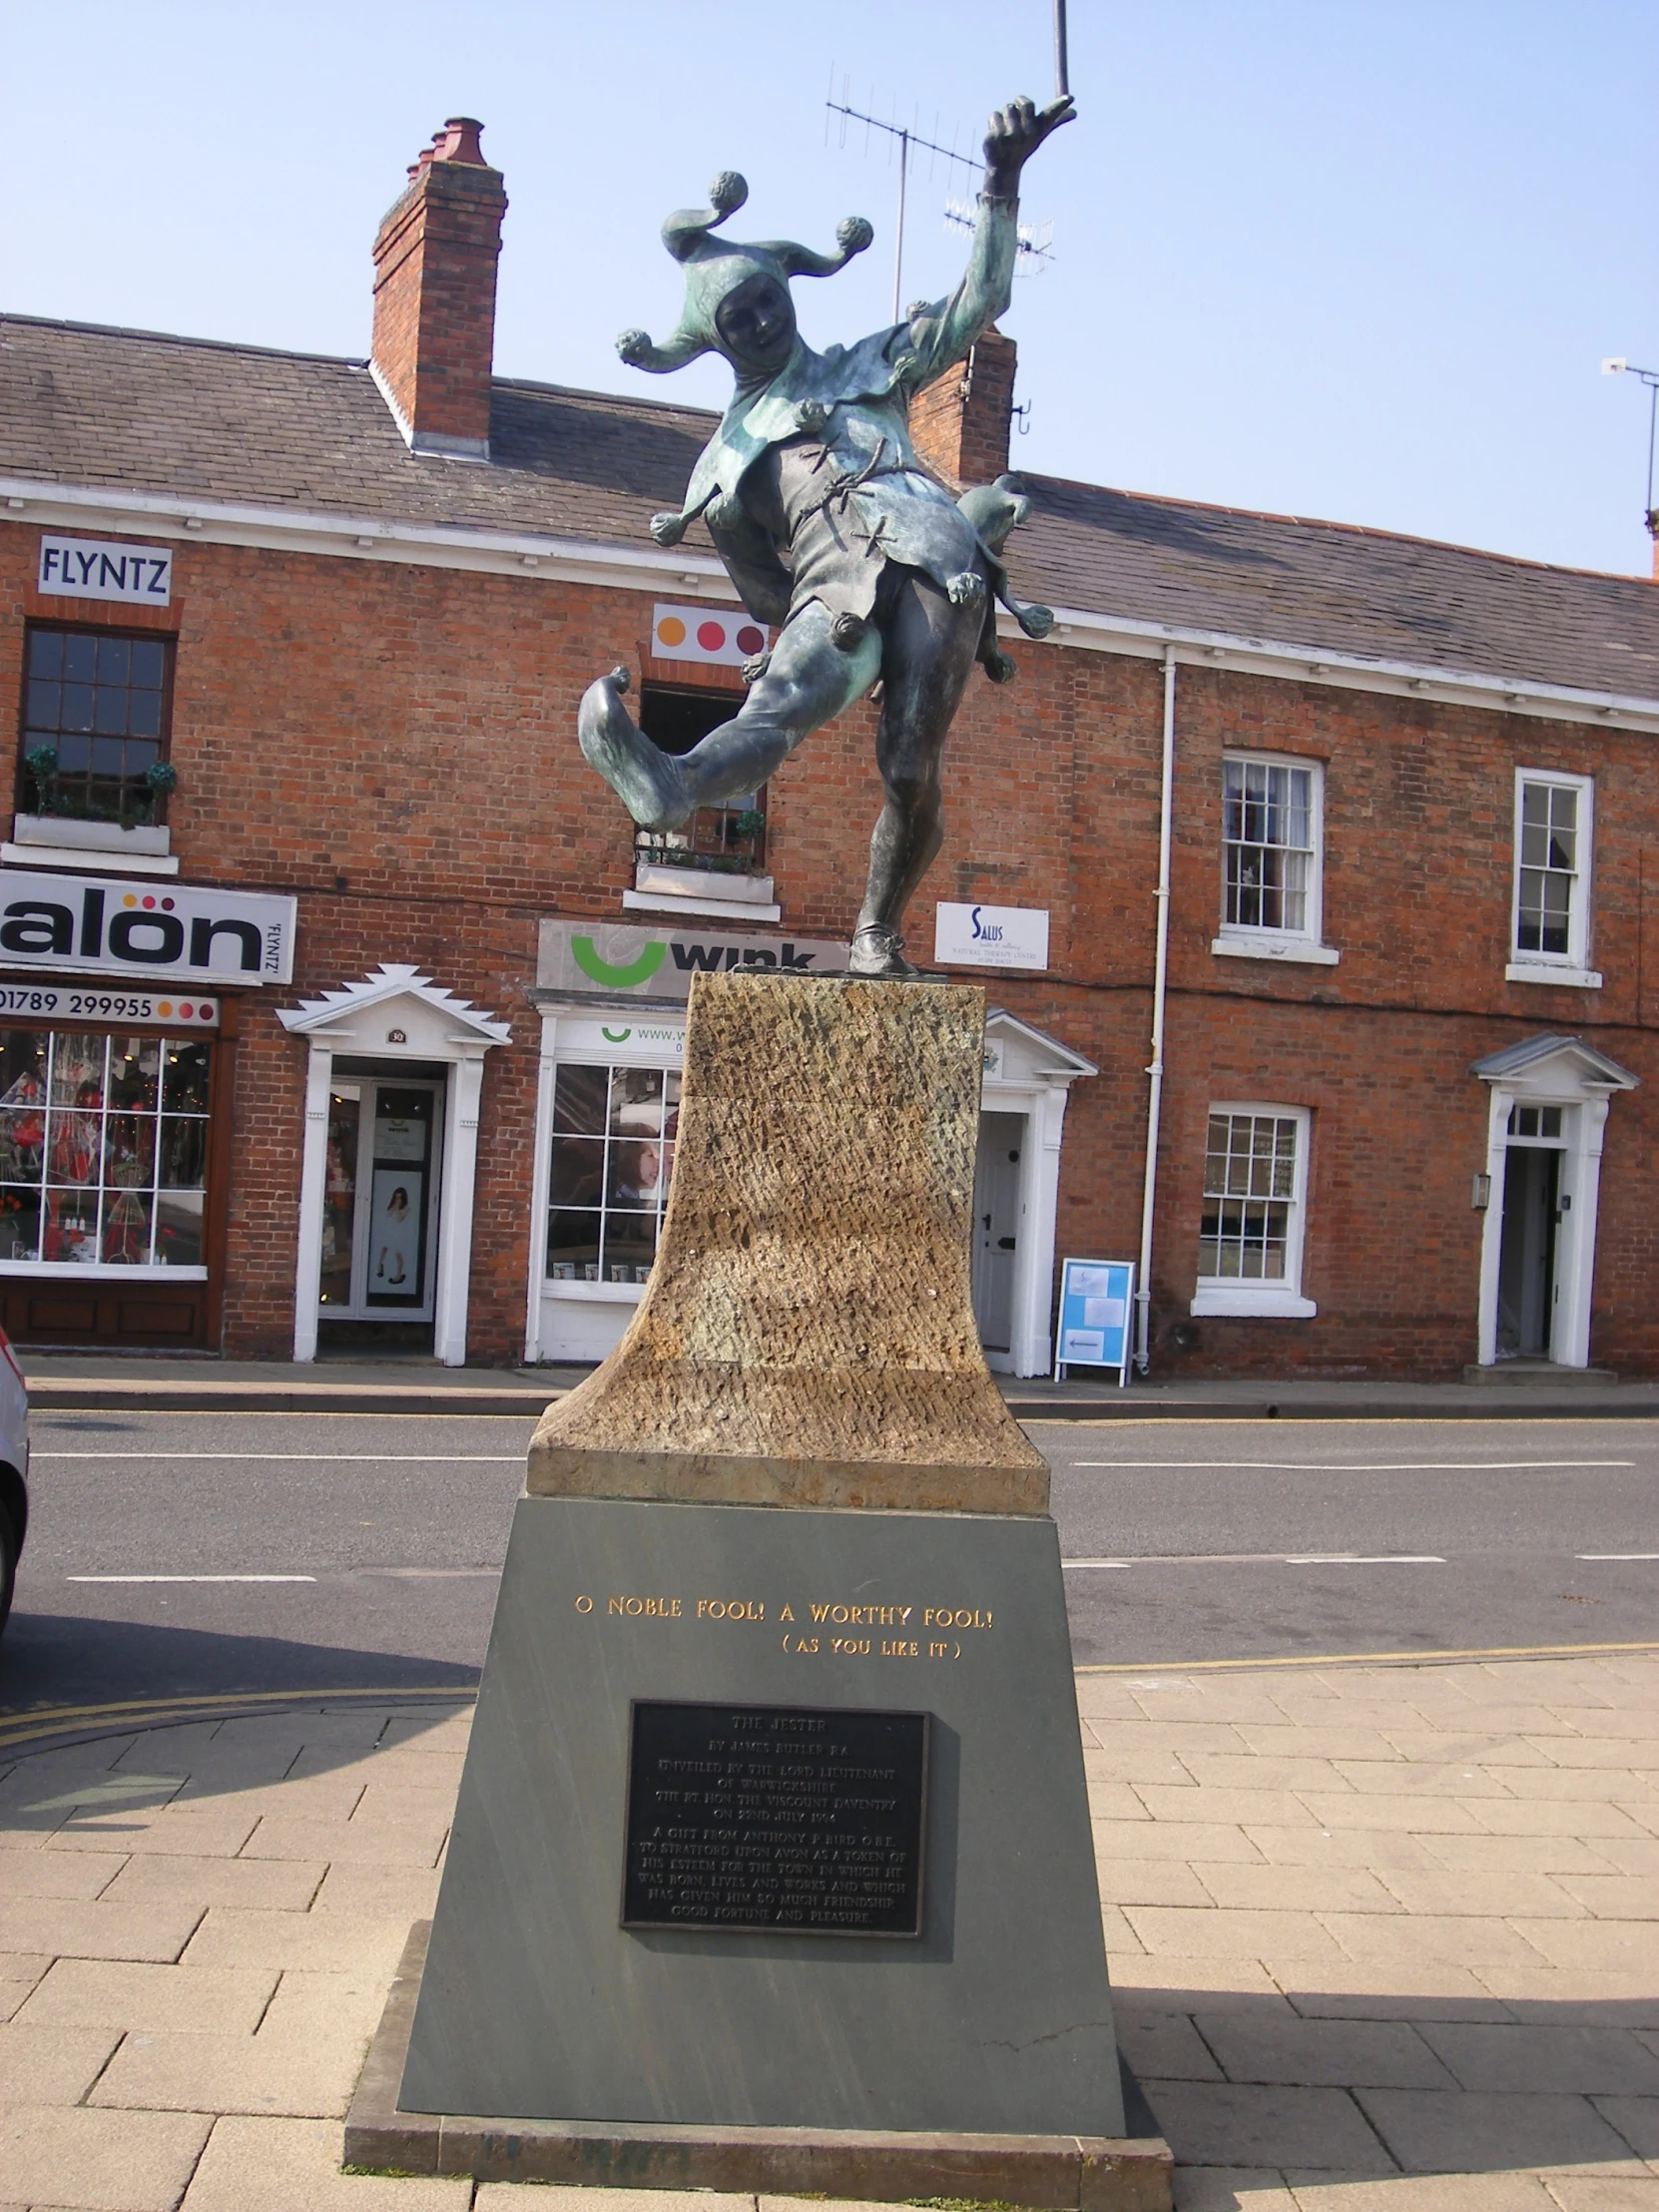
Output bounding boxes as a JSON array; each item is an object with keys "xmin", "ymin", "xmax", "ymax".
[
  {"xmin": 348, "ymin": 1923, "xmax": 1173, "ymax": 2208},
  {"xmin": 399, "ymin": 1495, "xmax": 1126, "ymax": 2138}
]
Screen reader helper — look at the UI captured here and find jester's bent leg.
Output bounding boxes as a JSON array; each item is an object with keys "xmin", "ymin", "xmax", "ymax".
[
  {"xmin": 576, "ymin": 602, "xmax": 880, "ymax": 832},
  {"xmin": 849, "ymin": 568, "xmax": 986, "ymax": 980}
]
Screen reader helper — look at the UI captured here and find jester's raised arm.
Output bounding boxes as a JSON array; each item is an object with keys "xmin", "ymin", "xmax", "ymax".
[{"xmin": 897, "ymin": 93, "xmax": 1075, "ymax": 396}]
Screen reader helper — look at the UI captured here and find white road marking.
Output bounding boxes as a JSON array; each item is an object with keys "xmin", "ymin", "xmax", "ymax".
[
  {"xmin": 1062, "ymin": 1552, "xmax": 1447, "ymax": 1567},
  {"xmin": 1071, "ymin": 1460, "xmax": 1632, "ymax": 1472},
  {"xmin": 360, "ymin": 1567, "xmax": 499, "ymax": 1578},
  {"xmin": 37, "ymin": 1452, "xmax": 523, "ymax": 1463},
  {"xmin": 1285, "ymin": 1554, "xmax": 1446, "ymax": 1565},
  {"xmin": 1576, "ymin": 1553, "xmax": 1659, "ymax": 1561},
  {"xmin": 67, "ymin": 1574, "xmax": 317, "ymax": 1584}
]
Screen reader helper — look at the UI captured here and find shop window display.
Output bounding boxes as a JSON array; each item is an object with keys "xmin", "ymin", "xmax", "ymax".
[
  {"xmin": 0, "ymin": 1030, "xmax": 211, "ymax": 1267},
  {"xmin": 546, "ymin": 1062, "xmax": 678, "ymax": 1286}
]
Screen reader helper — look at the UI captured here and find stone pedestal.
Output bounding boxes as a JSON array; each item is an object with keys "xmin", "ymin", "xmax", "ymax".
[
  {"xmin": 527, "ymin": 973, "xmax": 1048, "ymax": 1513},
  {"xmin": 348, "ymin": 976, "xmax": 1168, "ymax": 2206}
]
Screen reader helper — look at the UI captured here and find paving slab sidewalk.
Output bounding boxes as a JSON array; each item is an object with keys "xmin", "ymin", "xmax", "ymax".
[
  {"xmin": 17, "ymin": 1350, "xmax": 1659, "ymax": 1421},
  {"xmin": 0, "ymin": 1654, "xmax": 1655, "ymax": 2210}
]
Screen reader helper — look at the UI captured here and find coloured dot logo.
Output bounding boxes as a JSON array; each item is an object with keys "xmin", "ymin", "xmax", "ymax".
[{"xmin": 649, "ymin": 601, "xmax": 769, "ymax": 670}]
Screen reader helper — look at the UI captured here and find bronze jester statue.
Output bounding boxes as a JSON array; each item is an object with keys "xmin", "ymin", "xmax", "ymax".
[{"xmin": 578, "ymin": 93, "xmax": 1074, "ymax": 980}]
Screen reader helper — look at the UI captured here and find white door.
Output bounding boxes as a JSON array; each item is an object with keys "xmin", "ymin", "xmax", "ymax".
[
  {"xmin": 971, "ymin": 1111, "xmax": 1024, "ymax": 1353},
  {"xmin": 316, "ymin": 1076, "xmax": 444, "ymax": 1323}
]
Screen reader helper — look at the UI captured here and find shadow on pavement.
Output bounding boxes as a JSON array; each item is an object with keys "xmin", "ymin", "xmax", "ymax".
[
  {"xmin": 1118, "ymin": 1981, "xmax": 1659, "ymax": 2183},
  {"xmin": 0, "ymin": 1610, "xmax": 478, "ymax": 1717}
]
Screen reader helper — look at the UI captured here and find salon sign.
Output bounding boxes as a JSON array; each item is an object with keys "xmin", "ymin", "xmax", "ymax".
[{"xmin": 0, "ymin": 871, "xmax": 296, "ymax": 984}]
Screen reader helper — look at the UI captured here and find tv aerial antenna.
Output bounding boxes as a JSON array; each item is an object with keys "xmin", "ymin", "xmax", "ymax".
[
  {"xmin": 1601, "ymin": 357, "xmax": 1659, "ymax": 534},
  {"xmin": 824, "ymin": 74, "xmax": 1057, "ymax": 320}
]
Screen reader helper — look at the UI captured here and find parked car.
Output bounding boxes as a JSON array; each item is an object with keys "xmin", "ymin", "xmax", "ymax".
[{"xmin": 0, "ymin": 1327, "xmax": 28, "ymax": 1637}]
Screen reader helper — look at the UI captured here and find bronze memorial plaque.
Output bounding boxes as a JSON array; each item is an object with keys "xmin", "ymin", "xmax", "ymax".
[{"xmin": 622, "ymin": 1700, "xmax": 929, "ymax": 1936}]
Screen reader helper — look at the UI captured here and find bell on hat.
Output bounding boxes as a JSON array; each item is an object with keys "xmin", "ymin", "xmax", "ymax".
[{"xmin": 616, "ymin": 172, "xmax": 873, "ymax": 374}]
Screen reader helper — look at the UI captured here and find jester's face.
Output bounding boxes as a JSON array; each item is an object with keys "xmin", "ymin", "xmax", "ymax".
[{"xmin": 714, "ymin": 272, "xmax": 797, "ymax": 376}]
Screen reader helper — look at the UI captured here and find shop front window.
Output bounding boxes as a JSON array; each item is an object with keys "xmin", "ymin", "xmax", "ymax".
[
  {"xmin": 0, "ymin": 1029, "xmax": 211, "ymax": 1267},
  {"xmin": 546, "ymin": 1061, "xmax": 679, "ymax": 1286}
]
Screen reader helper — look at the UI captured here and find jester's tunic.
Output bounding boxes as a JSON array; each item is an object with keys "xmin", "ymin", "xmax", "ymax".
[{"xmin": 651, "ymin": 195, "xmax": 1052, "ymax": 649}]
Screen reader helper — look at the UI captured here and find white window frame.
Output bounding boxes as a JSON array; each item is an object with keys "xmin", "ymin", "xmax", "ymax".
[
  {"xmin": 1506, "ymin": 768, "xmax": 1600, "ymax": 989},
  {"xmin": 1190, "ymin": 1101, "xmax": 1317, "ymax": 1319},
  {"xmin": 1211, "ymin": 751, "xmax": 1340, "ymax": 967}
]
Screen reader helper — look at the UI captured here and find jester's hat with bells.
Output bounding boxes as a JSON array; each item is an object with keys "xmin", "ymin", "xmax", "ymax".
[
  {"xmin": 618, "ymin": 171, "xmax": 1054, "ymax": 659},
  {"xmin": 615, "ymin": 172, "xmax": 873, "ymax": 376}
]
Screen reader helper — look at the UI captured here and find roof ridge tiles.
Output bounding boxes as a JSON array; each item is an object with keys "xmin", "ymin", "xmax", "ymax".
[
  {"xmin": 1021, "ymin": 469, "xmax": 1657, "ymax": 594},
  {"xmin": 1, "ymin": 308, "xmax": 370, "ymax": 371}
]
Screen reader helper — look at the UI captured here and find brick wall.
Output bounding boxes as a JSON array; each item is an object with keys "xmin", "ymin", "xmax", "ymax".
[{"xmin": 2, "ymin": 519, "xmax": 1654, "ymax": 1376}]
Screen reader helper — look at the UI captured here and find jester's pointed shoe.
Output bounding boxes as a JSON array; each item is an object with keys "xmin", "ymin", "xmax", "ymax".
[{"xmin": 577, "ymin": 666, "xmax": 692, "ymax": 831}]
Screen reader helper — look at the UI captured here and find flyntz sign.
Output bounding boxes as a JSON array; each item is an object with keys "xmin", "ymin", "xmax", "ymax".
[
  {"xmin": 38, "ymin": 536, "xmax": 173, "ymax": 606},
  {"xmin": 0, "ymin": 872, "xmax": 297, "ymax": 985},
  {"xmin": 538, "ymin": 917, "xmax": 847, "ymax": 1002}
]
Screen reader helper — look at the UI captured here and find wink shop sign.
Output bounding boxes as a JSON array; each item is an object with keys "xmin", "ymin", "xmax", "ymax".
[
  {"xmin": 0, "ymin": 872, "xmax": 297, "ymax": 985},
  {"xmin": 538, "ymin": 917, "xmax": 848, "ymax": 1002}
]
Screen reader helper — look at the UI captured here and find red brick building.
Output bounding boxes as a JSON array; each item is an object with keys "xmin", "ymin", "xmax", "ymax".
[{"xmin": 0, "ymin": 119, "xmax": 1654, "ymax": 1381}]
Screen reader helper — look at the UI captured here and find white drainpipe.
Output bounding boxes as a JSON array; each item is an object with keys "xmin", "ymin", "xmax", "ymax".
[{"xmin": 1135, "ymin": 647, "xmax": 1177, "ymax": 1374}]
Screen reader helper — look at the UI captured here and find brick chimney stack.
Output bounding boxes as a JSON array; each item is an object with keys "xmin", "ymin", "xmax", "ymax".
[
  {"xmin": 370, "ymin": 118, "xmax": 507, "ymax": 462},
  {"xmin": 908, "ymin": 328, "xmax": 1018, "ymax": 488}
]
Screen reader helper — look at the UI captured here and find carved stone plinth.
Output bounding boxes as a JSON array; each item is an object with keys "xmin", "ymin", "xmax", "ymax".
[{"xmin": 528, "ymin": 973, "xmax": 1049, "ymax": 1514}]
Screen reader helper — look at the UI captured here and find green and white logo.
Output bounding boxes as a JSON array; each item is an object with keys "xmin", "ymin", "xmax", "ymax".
[{"xmin": 570, "ymin": 935, "xmax": 668, "ymax": 989}]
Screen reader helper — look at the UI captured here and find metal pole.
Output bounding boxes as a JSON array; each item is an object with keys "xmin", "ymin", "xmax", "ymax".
[
  {"xmin": 1135, "ymin": 648, "xmax": 1177, "ymax": 1377},
  {"xmin": 891, "ymin": 128, "xmax": 909, "ymax": 321},
  {"xmin": 1053, "ymin": 0, "xmax": 1070, "ymax": 98}
]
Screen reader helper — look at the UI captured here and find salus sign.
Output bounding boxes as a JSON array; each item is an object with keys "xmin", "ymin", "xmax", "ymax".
[{"xmin": 0, "ymin": 872, "xmax": 297, "ymax": 984}]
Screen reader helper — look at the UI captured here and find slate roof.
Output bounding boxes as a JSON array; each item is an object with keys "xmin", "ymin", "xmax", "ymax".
[{"xmin": 5, "ymin": 310, "xmax": 1659, "ymax": 703}]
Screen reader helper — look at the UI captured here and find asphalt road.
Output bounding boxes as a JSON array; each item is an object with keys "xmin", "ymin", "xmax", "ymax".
[{"xmin": 1, "ymin": 1409, "xmax": 1653, "ymax": 1715}]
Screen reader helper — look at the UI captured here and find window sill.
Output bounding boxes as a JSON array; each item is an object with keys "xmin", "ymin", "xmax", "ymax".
[
  {"xmin": 10, "ymin": 815, "xmax": 176, "ymax": 871},
  {"xmin": 1504, "ymin": 961, "xmax": 1602, "ymax": 990},
  {"xmin": 1, "ymin": 841, "xmax": 182, "ymax": 877},
  {"xmin": 634, "ymin": 861, "xmax": 775, "ymax": 905},
  {"xmin": 1191, "ymin": 1287, "xmax": 1318, "ymax": 1319},
  {"xmin": 1211, "ymin": 935, "xmax": 1340, "ymax": 967},
  {"xmin": 0, "ymin": 1259, "xmax": 207, "ymax": 1281},
  {"xmin": 544, "ymin": 1278, "xmax": 645, "ymax": 1303},
  {"xmin": 622, "ymin": 884, "xmax": 782, "ymax": 923}
]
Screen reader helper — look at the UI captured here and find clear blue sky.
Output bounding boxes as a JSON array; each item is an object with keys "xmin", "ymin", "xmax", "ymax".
[{"xmin": 7, "ymin": 0, "xmax": 1656, "ymax": 577}]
